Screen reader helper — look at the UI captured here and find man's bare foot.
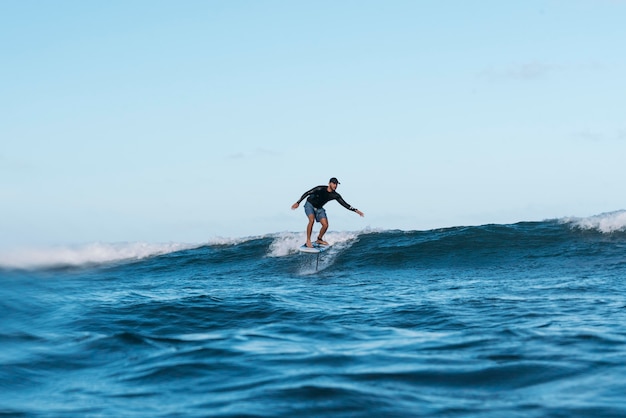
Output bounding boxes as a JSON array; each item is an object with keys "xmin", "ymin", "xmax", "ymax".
[
  {"xmin": 316, "ymin": 238, "xmax": 329, "ymax": 246},
  {"xmin": 305, "ymin": 241, "xmax": 314, "ymax": 248}
]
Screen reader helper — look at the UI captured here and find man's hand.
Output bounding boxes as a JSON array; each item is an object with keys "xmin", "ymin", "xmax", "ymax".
[{"xmin": 291, "ymin": 202, "xmax": 299, "ymax": 210}]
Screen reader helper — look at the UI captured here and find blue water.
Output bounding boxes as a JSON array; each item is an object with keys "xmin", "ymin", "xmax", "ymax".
[{"xmin": 2, "ymin": 213, "xmax": 626, "ymax": 417}]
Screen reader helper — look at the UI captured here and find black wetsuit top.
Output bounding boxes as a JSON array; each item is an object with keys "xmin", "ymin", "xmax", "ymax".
[{"xmin": 297, "ymin": 186, "xmax": 357, "ymax": 211}]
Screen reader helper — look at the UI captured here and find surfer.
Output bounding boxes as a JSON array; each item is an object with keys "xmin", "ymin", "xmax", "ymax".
[{"xmin": 291, "ymin": 177, "xmax": 364, "ymax": 248}]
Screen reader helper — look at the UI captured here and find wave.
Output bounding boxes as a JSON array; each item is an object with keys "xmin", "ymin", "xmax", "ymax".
[
  {"xmin": 560, "ymin": 210, "xmax": 626, "ymax": 233},
  {"xmin": 2, "ymin": 211, "xmax": 625, "ymax": 271},
  {"xmin": 267, "ymin": 230, "xmax": 361, "ymax": 257},
  {"xmin": 0, "ymin": 242, "xmax": 200, "ymax": 270}
]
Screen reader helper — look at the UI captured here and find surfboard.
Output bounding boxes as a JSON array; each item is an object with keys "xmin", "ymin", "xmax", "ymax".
[{"xmin": 298, "ymin": 243, "xmax": 330, "ymax": 254}]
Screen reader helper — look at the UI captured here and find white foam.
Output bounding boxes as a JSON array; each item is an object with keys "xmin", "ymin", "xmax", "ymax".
[
  {"xmin": 561, "ymin": 210, "xmax": 626, "ymax": 233},
  {"xmin": 0, "ymin": 242, "xmax": 199, "ymax": 270},
  {"xmin": 0, "ymin": 228, "xmax": 392, "ymax": 270},
  {"xmin": 267, "ymin": 231, "xmax": 360, "ymax": 257}
]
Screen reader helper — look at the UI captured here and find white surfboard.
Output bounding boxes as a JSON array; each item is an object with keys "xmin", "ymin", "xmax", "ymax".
[{"xmin": 298, "ymin": 243, "xmax": 330, "ymax": 254}]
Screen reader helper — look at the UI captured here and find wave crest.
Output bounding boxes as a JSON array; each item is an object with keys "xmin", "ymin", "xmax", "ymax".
[
  {"xmin": 0, "ymin": 242, "xmax": 198, "ymax": 270},
  {"xmin": 267, "ymin": 231, "xmax": 360, "ymax": 257},
  {"xmin": 561, "ymin": 210, "xmax": 626, "ymax": 233}
]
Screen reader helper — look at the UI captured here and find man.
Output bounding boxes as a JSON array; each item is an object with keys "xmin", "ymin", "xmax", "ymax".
[{"xmin": 291, "ymin": 177, "xmax": 364, "ymax": 248}]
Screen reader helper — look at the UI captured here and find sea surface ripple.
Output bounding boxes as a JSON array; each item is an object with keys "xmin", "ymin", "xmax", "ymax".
[{"xmin": 2, "ymin": 215, "xmax": 626, "ymax": 417}]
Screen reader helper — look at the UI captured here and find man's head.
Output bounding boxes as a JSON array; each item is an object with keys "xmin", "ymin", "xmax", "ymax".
[{"xmin": 329, "ymin": 177, "xmax": 340, "ymax": 191}]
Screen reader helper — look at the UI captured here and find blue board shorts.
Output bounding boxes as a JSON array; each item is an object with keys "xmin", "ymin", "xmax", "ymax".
[{"xmin": 304, "ymin": 201, "xmax": 327, "ymax": 222}]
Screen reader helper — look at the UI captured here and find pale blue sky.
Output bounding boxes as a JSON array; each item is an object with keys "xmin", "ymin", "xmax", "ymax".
[{"xmin": 1, "ymin": 0, "xmax": 625, "ymax": 248}]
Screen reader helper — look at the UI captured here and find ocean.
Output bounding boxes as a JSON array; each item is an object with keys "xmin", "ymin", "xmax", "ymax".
[{"xmin": 2, "ymin": 212, "xmax": 626, "ymax": 417}]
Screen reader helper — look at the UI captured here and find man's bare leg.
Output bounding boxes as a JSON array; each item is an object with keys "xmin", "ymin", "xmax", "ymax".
[
  {"xmin": 306, "ymin": 214, "xmax": 315, "ymax": 247},
  {"xmin": 317, "ymin": 218, "xmax": 329, "ymax": 245}
]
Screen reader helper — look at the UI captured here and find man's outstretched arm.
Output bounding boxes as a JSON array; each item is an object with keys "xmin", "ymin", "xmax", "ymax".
[
  {"xmin": 336, "ymin": 196, "xmax": 365, "ymax": 217},
  {"xmin": 291, "ymin": 186, "xmax": 320, "ymax": 209}
]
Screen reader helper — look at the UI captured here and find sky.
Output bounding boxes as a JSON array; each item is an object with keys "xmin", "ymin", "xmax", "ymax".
[{"xmin": 1, "ymin": 0, "xmax": 625, "ymax": 248}]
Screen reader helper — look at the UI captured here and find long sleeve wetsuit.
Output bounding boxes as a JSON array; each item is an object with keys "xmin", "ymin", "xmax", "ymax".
[{"xmin": 297, "ymin": 186, "xmax": 358, "ymax": 212}]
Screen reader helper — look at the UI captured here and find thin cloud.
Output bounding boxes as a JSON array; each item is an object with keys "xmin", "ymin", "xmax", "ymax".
[
  {"xmin": 227, "ymin": 148, "xmax": 280, "ymax": 160},
  {"xmin": 506, "ymin": 61, "xmax": 554, "ymax": 80},
  {"xmin": 480, "ymin": 61, "xmax": 556, "ymax": 81},
  {"xmin": 573, "ymin": 129, "xmax": 626, "ymax": 143}
]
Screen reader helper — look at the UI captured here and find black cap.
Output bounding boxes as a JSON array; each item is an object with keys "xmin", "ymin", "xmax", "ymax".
[{"xmin": 329, "ymin": 177, "xmax": 340, "ymax": 184}]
